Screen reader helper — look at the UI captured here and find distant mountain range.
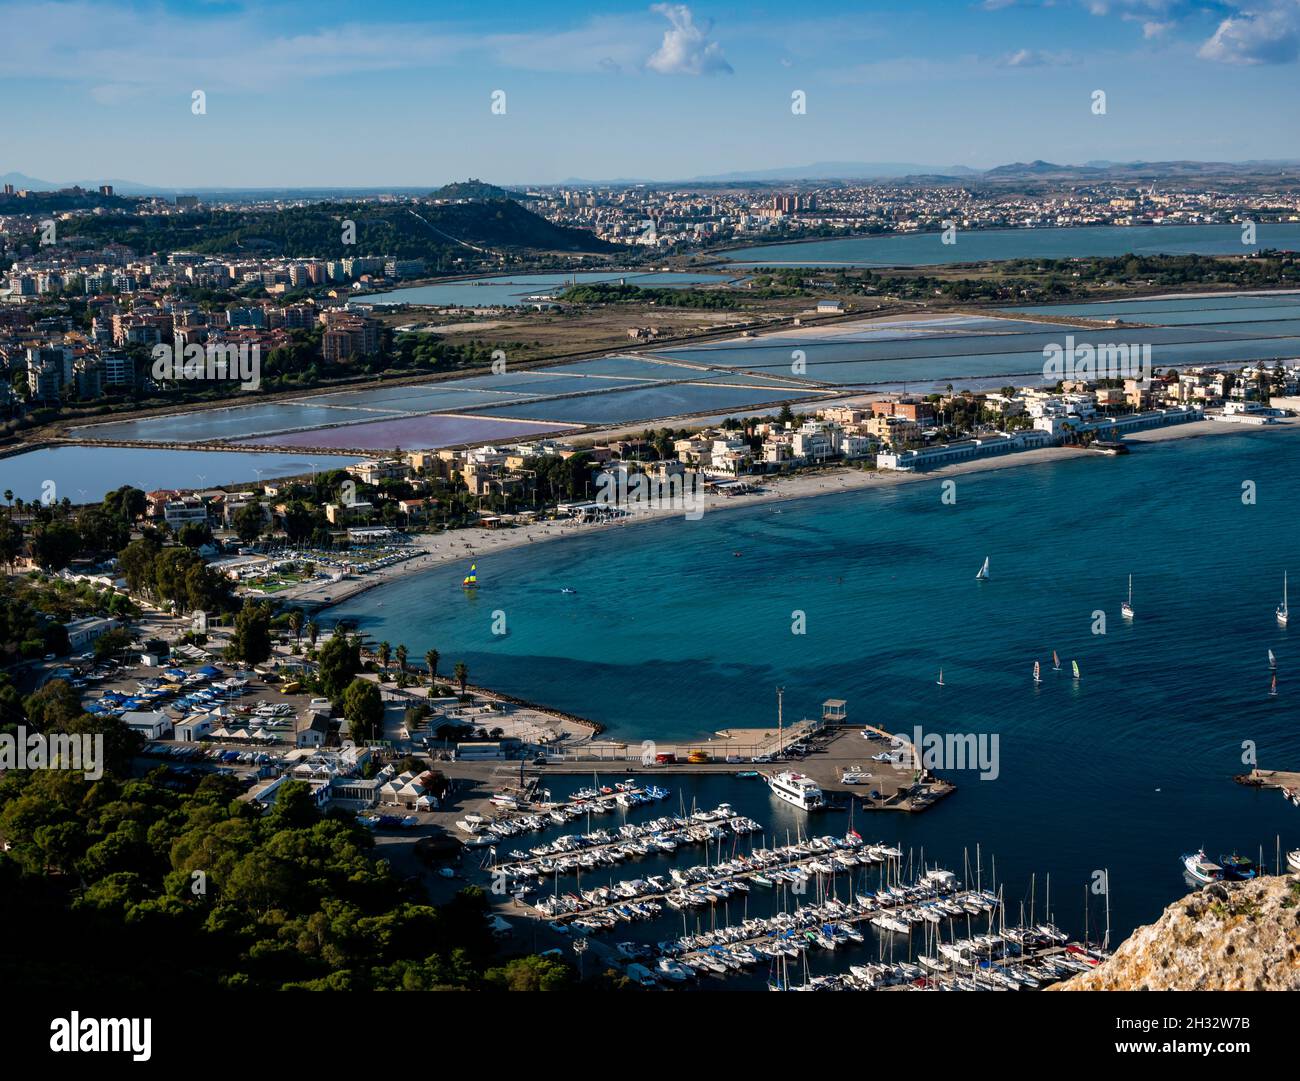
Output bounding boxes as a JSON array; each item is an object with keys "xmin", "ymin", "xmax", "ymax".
[
  {"xmin": 0, "ymin": 172, "xmax": 177, "ymax": 195},
  {"xmin": 6, "ymin": 159, "xmax": 1299, "ymax": 194},
  {"xmin": 687, "ymin": 162, "xmax": 980, "ymax": 181}
]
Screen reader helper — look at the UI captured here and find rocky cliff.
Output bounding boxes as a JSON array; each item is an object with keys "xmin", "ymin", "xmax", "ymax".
[{"xmin": 1052, "ymin": 874, "xmax": 1300, "ymax": 991}]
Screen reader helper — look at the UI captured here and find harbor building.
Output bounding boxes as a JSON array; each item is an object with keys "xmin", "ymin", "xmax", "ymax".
[{"xmin": 876, "ymin": 430, "xmax": 1051, "ymax": 471}]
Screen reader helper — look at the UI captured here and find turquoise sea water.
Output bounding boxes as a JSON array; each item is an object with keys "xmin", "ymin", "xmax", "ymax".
[
  {"xmin": 725, "ymin": 223, "xmax": 1300, "ymax": 267},
  {"xmin": 329, "ymin": 426, "xmax": 1300, "ymax": 938}
]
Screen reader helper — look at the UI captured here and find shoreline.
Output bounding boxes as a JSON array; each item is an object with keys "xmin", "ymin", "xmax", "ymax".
[{"xmin": 284, "ymin": 415, "xmax": 1292, "ymax": 613}]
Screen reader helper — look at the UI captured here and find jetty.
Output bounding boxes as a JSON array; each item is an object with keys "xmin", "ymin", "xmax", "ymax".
[{"xmin": 527, "ymin": 701, "xmax": 955, "ymax": 813}]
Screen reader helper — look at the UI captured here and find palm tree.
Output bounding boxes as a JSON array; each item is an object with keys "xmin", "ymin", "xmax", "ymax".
[
  {"xmin": 425, "ymin": 648, "xmax": 440, "ymax": 684},
  {"xmin": 453, "ymin": 661, "xmax": 468, "ymax": 695},
  {"xmin": 305, "ymin": 619, "xmax": 319, "ymax": 649},
  {"xmin": 288, "ymin": 609, "xmax": 303, "ymax": 643},
  {"xmin": 377, "ymin": 640, "xmax": 391, "ymax": 676},
  {"xmin": 396, "ymin": 643, "xmax": 407, "ymax": 673},
  {"xmin": 3, "ymin": 489, "xmax": 11, "ymax": 507}
]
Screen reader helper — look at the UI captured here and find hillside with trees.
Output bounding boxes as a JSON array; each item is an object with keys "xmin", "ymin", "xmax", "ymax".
[{"xmin": 62, "ymin": 199, "xmax": 614, "ymax": 261}]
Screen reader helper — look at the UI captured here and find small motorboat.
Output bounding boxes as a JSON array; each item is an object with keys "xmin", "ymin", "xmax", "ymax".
[
  {"xmin": 1218, "ymin": 853, "xmax": 1257, "ymax": 881},
  {"xmin": 1181, "ymin": 849, "xmax": 1222, "ymax": 883},
  {"xmin": 560, "ymin": 587, "xmax": 577, "ymax": 595}
]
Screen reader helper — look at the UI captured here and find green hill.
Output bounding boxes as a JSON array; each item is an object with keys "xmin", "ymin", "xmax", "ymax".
[
  {"xmin": 63, "ymin": 198, "xmax": 612, "ymax": 260},
  {"xmin": 429, "ymin": 178, "xmax": 519, "ymax": 202}
]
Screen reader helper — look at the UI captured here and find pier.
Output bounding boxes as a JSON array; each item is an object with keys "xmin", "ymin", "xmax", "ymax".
[
  {"xmin": 1235, "ymin": 767, "xmax": 1300, "ymax": 794},
  {"xmin": 526, "ymin": 709, "xmax": 955, "ymax": 814}
]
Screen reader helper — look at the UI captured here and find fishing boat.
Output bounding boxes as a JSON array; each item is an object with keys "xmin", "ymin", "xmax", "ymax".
[
  {"xmin": 462, "ymin": 563, "xmax": 478, "ymax": 590},
  {"xmin": 766, "ymin": 771, "xmax": 825, "ymax": 811},
  {"xmin": 1033, "ymin": 660, "xmax": 1042, "ymax": 684},
  {"xmin": 1052, "ymin": 650, "xmax": 1061, "ymax": 672},
  {"xmin": 975, "ymin": 557, "xmax": 990, "ymax": 581},
  {"xmin": 1269, "ymin": 648, "xmax": 1277, "ymax": 670},
  {"xmin": 1181, "ymin": 849, "xmax": 1222, "ymax": 883},
  {"xmin": 1278, "ymin": 571, "xmax": 1289, "ymax": 627},
  {"xmin": 1269, "ymin": 674, "xmax": 1278, "ymax": 697},
  {"xmin": 1121, "ymin": 574, "xmax": 1134, "ymax": 620},
  {"xmin": 1218, "ymin": 853, "xmax": 1257, "ymax": 881},
  {"xmin": 936, "ymin": 668, "xmax": 945, "ymax": 687},
  {"xmin": 1071, "ymin": 659, "xmax": 1081, "ymax": 681}
]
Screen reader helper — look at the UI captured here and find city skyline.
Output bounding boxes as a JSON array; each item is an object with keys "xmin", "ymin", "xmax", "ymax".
[{"xmin": 2, "ymin": 0, "xmax": 1299, "ymax": 188}]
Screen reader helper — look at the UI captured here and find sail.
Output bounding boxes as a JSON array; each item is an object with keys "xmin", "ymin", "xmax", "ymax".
[
  {"xmin": 1072, "ymin": 660, "xmax": 1080, "ymax": 678},
  {"xmin": 1033, "ymin": 661, "xmax": 1041, "ymax": 681},
  {"xmin": 1269, "ymin": 649, "xmax": 1276, "ymax": 666},
  {"xmin": 975, "ymin": 557, "xmax": 990, "ymax": 580},
  {"xmin": 462, "ymin": 562, "xmax": 478, "ymax": 587},
  {"xmin": 1052, "ymin": 650, "xmax": 1060, "ymax": 668}
]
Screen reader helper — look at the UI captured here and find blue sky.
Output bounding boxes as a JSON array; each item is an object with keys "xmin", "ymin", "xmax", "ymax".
[{"xmin": 1, "ymin": 0, "xmax": 1297, "ymax": 187}]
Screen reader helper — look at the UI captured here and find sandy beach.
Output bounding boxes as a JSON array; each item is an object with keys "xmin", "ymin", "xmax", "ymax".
[{"xmin": 278, "ymin": 416, "xmax": 1293, "ymax": 611}]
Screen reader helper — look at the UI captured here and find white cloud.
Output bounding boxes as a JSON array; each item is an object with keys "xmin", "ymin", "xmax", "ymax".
[
  {"xmin": 1199, "ymin": 3, "xmax": 1300, "ymax": 64},
  {"xmin": 1141, "ymin": 19, "xmax": 1172, "ymax": 37},
  {"xmin": 0, "ymin": 2, "xmax": 737, "ymax": 97},
  {"xmin": 999, "ymin": 48, "xmax": 1080, "ymax": 66},
  {"xmin": 645, "ymin": 4, "xmax": 733, "ymax": 75}
]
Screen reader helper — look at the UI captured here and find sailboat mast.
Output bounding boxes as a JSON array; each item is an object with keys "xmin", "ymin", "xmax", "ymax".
[{"xmin": 1104, "ymin": 868, "xmax": 1111, "ymax": 950}]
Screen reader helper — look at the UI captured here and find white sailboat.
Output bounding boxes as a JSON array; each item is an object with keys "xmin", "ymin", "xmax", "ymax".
[
  {"xmin": 975, "ymin": 557, "xmax": 990, "ymax": 581},
  {"xmin": 1032, "ymin": 660, "xmax": 1042, "ymax": 684},
  {"xmin": 1268, "ymin": 648, "xmax": 1277, "ymax": 670},
  {"xmin": 1121, "ymin": 574, "xmax": 1134, "ymax": 620},
  {"xmin": 936, "ymin": 668, "xmax": 945, "ymax": 687},
  {"xmin": 1277, "ymin": 571, "xmax": 1289, "ymax": 627}
]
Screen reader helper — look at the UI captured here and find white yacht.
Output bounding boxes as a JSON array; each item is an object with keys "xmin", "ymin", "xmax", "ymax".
[
  {"xmin": 766, "ymin": 770, "xmax": 825, "ymax": 811},
  {"xmin": 1287, "ymin": 849, "xmax": 1300, "ymax": 874}
]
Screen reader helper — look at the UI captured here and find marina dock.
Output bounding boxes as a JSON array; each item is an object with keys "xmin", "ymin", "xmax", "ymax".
[{"xmin": 525, "ymin": 704, "xmax": 956, "ymax": 814}]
